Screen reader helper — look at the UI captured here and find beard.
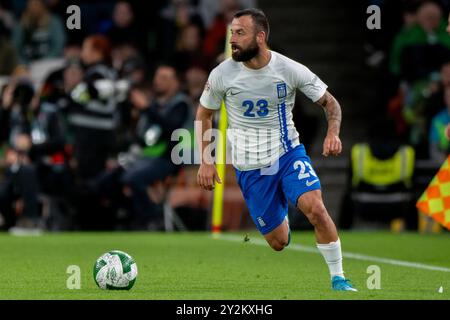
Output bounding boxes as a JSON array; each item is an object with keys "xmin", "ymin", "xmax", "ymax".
[{"xmin": 231, "ymin": 41, "xmax": 259, "ymax": 62}]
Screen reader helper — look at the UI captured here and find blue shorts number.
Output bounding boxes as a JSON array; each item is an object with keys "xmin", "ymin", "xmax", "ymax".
[{"xmin": 293, "ymin": 160, "xmax": 318, "ymax": 180}]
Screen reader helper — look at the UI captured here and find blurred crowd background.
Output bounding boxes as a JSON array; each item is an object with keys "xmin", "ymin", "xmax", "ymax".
[
  {"xmin": 365, "ymin": 0, "xmax": 450, "ymax": 162},
  {"xmin": 347, "ymin": 0, "xmax": 450, "ymax": 232},
  {"xmin": 0, "ymin": 0, "xmax": 449, "ymax": 233}
]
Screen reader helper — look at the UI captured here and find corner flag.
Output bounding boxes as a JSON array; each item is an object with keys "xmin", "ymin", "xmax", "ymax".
[{"xmin": 416, "ymin": 156, "xmax": 450, "ymax": 230}]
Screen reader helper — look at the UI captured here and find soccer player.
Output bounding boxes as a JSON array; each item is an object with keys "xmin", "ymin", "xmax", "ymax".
[{"xmin": 196, "ymin": 8, "xmax": 356, "ymax": 291}]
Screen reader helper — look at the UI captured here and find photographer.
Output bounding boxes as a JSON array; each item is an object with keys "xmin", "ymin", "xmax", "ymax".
[{"xmin": 0, "ymin": 79, "xmax": 40, "ymax": 231}]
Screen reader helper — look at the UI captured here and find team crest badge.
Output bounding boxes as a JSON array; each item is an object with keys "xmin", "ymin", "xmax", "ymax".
[{"xmin": 276, "ymin": 82, "xmax": 287, "ymax": 99}]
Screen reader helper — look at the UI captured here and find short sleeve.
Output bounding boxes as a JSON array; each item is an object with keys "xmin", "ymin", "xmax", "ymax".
[
  {"xmin": 199, "ymin": 67, "xmax": 225, "ymax": 110},
  {"xmin": 291, "ymin": 62, "xmax": 328, "ymax": 103}
]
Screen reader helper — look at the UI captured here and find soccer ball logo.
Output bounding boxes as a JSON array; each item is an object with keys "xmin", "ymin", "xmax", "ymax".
[{"xmin": 93, "ymin": 250, "xmax": 138, "ymax": 290}]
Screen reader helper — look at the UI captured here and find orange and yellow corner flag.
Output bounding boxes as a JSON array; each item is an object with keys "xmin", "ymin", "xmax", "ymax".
[{"xmin": 416, "ymin": 155, "xmax": 450, "ymax": 230}]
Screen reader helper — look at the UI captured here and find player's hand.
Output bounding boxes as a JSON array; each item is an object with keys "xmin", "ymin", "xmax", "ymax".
[
  {"xmin": 197, "ymin": 163, "xmax": 222, "ymax": 191},
  {"xmin": 322, "ymin": 133, "xmax": 342, "ymax": 157},
  {"xmin": 1, "ymin": 84, "xmax": 15, "ymax": 110},
  {"xmin": 130, "ymin": 88, "xmax": 151, "ymax": 110}
]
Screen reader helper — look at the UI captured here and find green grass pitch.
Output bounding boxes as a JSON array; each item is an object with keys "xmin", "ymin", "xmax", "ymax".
[{"xmin": 0, "ymin": 231, "xmax": 449, "ymax": 300}]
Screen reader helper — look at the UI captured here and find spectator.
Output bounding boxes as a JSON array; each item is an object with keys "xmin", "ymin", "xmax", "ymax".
[
  {"xmin": 364, "ymin": 0, "xmax": 419, "ymax": 68},
  {"xmin": 40, "ymin": 45, "xmax": 83, "ymax": 109},
  {"xmin": 185, "ymin": 66, "xmax": 208, "ymax": 106},
  {"xmin": 106, "ymin": 1, "xmax": 142, "ymax": 50},
  {"xmin": 62, "ymin": 59, "xmax": 84, "ymax": 94},
  {"xmin": 121, "ymin": 65, "xmax": 194, "ymax": 230},
  {"xmin": 12, "ymin": 0, "xmax": 66, "ymax": 64},
  {"xmin": 0, "ymin": 79, "xmax": 41, "ymax": 231},
  {"xmin": 120, "ymin": 55, "xmax": 146, "ymax": 86},
  {"xmin": 387, "ymin": 2, "xmax": 450, "ymax": 158},
  {"xmin": 63, "ymin": 44, "xmax": 82, "ymax": 61},
  {"xmin": 39, "ymin": 59, "xmax": 83, "ymax": 160},
  {"xmin": 157, "ymin": 0, "xmax": 205, "ymax": 61},
  {"xmin": 447, "ymin": 10, "xmax": 450, "ymax": 33},
  {"xmin": 424, "ymin": 60, "xmax": 450, "ymax": 132},
  {"xmin": 172, "ymin": 24, "xmax": 210, "ymax": 73},
  {"xmin": 0, "ymin": 21, "xmax": 18, "ymax": 75},
  {"xmin": 444, "ymin": 11, "xmax": 450, "ymax": 140},
  {"xmin": 30, "ymin": 94, "xmax": 70, "ymax": 200},
  {"xmin": 442, "ymin": 59, "xmax": 450, "ymax": 87},
  {"xmin": 128, "ymin": 1, "xmax": 167, "ymax": 63},
  {"xmin": 111, "ymin": 43, "xmax": 140, "ymax": 73},
  {"xmin": 399, "ymin": 60, "xmax": 450, "ymax": 159},
  {"xmin": 0, "ymin": 1, "xmax": 16, "ymax": 36},
  {"xmin": 115, "ymin": 56, "xmax": 147, "ymax": 153},
  {"xmin": 429, "ymin": 86, "xmax": 450, "ymax": 161},
  {"xmin": 389, "ymin": 1, "xmax": 450, "ymax": 81},
  {"xmin": 38, "ymin": 44, "xmax": 83, "ymax": 143},
  {"xmin": 68, "ymin": 35, "xmax": 118, "ymax": 181}
]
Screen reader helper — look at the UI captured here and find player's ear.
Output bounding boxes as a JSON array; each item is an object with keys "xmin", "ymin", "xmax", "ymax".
[{"xmin": 256, "ymin": 30, "xmax": 266, "ymax": 45}]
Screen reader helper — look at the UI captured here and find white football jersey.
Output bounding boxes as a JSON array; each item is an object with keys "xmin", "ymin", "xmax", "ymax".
[{"xmin": 200, "ymin": 50, "xmax": 327, "ymax": 171}]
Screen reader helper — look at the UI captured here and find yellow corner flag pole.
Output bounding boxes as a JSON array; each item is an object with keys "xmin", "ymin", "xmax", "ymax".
[{"xmin": 212, "ymin": 26, "xmax": 232, "ymax": 236}]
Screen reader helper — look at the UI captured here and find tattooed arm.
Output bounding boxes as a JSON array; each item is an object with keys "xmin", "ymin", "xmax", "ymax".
[{"xmin": 315, "ymin": 91, "xmax": 343, "ymax": 157}]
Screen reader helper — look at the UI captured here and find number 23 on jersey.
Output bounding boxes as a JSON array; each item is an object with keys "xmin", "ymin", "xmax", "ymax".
[{"xmin": 242, "ymin": 99, "xmax": 269, "ymax": 118}]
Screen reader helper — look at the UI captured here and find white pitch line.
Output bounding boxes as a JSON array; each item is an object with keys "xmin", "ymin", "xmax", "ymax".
[{"xmin": 218, "ymin": 234, "xmax": 450, "ymax": 273}]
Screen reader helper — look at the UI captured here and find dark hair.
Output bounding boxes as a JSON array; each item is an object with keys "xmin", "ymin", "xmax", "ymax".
[
  {"xmin": 13, "ymin": 80, "xmax": 35, "ymax": 106},
  {"xmin": 154, "ymin": 63, "xmax": 180, "ymax": 81},
  {"xmin": 85, "ymin": 34, "xmax": 112, "ymax": 64},
  {"xmin": 233, "ymin": 8, "xmax": 270, "ymax": 42}
]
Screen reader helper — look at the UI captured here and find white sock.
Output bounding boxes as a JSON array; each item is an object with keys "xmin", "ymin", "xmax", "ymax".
[{"xmin": 316, "ymin": 238, "xmax": 344, "ymax": 279}]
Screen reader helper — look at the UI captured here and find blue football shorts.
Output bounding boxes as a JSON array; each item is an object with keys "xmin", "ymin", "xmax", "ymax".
[{"xmin": 235, "ymin": 144, "xmax": 321, "ymax": 235}]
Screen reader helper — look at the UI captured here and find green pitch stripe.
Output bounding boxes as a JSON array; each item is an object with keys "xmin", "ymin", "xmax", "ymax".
[{"xmin": 218, "ymin": 234, "xmax": 450, "ymax": 273}]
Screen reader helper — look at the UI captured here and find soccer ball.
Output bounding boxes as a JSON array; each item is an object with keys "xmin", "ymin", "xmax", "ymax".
[{"xmin": 93, "ymin": 250, "xmax": 138, "ymax": 290}]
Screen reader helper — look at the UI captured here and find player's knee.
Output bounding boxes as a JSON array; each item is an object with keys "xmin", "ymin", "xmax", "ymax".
[
  {"xmin": 305, "ymin": 200, "xmax": 328, "ymax": 226},
  {"xmin": 268, "ymin": 237, "xmax": 288, "ymax": 252},
  {"xmin": 270, "ymin": 242, "xmax": 285, "ymax": 251}
]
